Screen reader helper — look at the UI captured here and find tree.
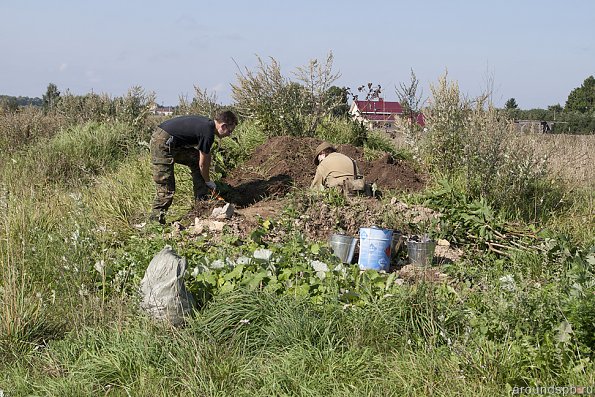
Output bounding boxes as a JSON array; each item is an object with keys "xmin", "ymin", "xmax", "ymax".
[
  {"xmin": 326, "ymin": 86, "xmax": 349, "ymax": 118},
  {"xmin": 565, "ymin": 75, "xmax": 595, "ymax": 113},
  {"xmin": 505, "ymin": 98, "xmax": 518, "ymax": 110},
  {"xmin": 548, "ymin": 104, "xmax": 563, "ymax": 113},
  {"xmin": 42, "ymin": 83, "xmax": 61, "ymax": 113},
  {"xmin": 396, "ymin": 69, "xmax": 425, "ymax": 136},
  {"xmin": 0, "ymin": 96, "xmax": 19, "ymax": 113}
]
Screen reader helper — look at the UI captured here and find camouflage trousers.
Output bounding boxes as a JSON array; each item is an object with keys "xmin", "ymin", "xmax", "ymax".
[{"xmin": 150, "ymin": 127, "xmax": 209, "ymax": 214}]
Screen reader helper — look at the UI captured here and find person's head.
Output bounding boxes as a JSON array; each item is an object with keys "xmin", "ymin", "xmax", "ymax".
[
  {"xmin": 214, "ymin": 110, "xmax": 239, "ymax": 138},
  {"xmin": 314, "ymin": 141, "xmax": 336, "ymax": 165}
]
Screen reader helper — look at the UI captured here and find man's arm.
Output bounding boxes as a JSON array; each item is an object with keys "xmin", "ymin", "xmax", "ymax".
[
  {"xmin": 310, "ymin": 166, "xmax": 325, "ymax": 190},
  {"xmin": 199, "ymin": 151, "xmax": 211, "ymax": 182}
]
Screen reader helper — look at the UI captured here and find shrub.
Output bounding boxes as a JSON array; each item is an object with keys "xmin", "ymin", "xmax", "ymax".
[
  {"xmin": 210, "ymin": 119, "xmax": 268, "ymax": 180},
  {"xmin": 0, "ymin": 106, "xmax": 66, "ymax": 153},
  {"xmin": 56, "ymin": 86, "xmax": 156, "ymax": 134},
  {"xmin": 231, "ymin": 53, "xmax": 342, "ymax": 138},
  {"xmin": 12, "ymin": 122, "xmax": 146, "ymax": 186},
  {"xmin": 420, "ymin": 73, "xmax": 557, "ymax": 220}
]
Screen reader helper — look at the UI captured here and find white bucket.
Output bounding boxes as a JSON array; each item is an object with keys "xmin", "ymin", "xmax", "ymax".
[{"xmin": 358, "ymin": 227, "xmax": 393, "ymax": 271}]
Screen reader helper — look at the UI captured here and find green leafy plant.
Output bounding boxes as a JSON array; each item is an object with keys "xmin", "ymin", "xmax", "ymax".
[{"xmin": 231, "ymin": 53, "xmax": 342, "ymax": 138}]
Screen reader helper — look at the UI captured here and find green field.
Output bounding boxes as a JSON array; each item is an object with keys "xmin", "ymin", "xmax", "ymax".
[{"xmin": 1, "ymin": 78, "xmax": 593, "ymax": 396}]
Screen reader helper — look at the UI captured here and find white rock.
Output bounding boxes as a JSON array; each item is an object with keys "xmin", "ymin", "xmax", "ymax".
[
  {"xmin": 193, "ymin": 219, "xmax": 226, "ymax": 234},
  {"xmin": 253, "ymin": 248, "xmax": 273, "ymax": 261},
  {"xmin": 211, "ymin": 203, "xmax": 235, "ymax": 219},
  {"xmin": 310, "ymin": 260, "xmax": 328, "ymax": 273},
  {"xmin": 193, "ymin": 217, "xmax": 204, "ymax": 234},
  {"xmin": 207, "ymin": 221, "xmax": 226, "ymax": 232},
  {"xmin": 210, "ymin": 259, "xmax": 225, "ymax": 269}
]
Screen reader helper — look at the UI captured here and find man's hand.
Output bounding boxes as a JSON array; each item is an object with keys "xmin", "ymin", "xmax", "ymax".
[{"xmin": 206, "ymin": 181, "xmax": 216, "ymax": 190}]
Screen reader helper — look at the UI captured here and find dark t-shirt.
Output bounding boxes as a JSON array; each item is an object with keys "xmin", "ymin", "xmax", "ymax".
[{"xmin": 159, "ymin": 115, "xmax": 215, "ymax": 154}]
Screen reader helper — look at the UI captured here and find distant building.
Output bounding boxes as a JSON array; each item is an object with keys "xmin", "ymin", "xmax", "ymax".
[
  {"xmin": 514, "ymin": 120, "xmax": 555, "ymax": 133},
  {"xmin": 150, "ymin": 104, "xmax": 175, "ymax": 116},
  {"xmin": 349, "ymin": 98, "xmax": 425, "ymax": 131}
]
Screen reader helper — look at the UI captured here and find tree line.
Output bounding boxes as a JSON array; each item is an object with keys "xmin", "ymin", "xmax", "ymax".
[
  {"xmin": 504, "ymin": 76, "xmax": 595, "ymax": 133},
  {"xmin": 3, "ymin": 74, "xmax": 594, "ymax": 134}
]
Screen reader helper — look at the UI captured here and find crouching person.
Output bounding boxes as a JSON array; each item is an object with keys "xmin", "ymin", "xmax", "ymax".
[{"xmin": 310, "ymin": 141, "xmax": 369, "ymax": 196}]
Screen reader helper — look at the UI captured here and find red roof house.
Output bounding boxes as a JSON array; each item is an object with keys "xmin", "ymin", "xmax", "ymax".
[{"xmin": 349, "ymin": 98, "xmax": 425, "ymax": 130}]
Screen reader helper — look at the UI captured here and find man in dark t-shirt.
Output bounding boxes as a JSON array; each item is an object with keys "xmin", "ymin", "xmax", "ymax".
[{"xmin": 149, "ymin": 110, "xmax": 238, "ymax": 224}]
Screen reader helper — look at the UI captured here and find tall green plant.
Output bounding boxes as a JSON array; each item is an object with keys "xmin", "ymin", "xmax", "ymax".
[
  {"xmin": 422, "ymin": 73, "xmax": 470, "ymax": 170},
  {"xmin": 231, "ymin": 53, "xmax": 341, "ymax": 138},
  {"xmin": 177, "ymin": 85, "xmax": 223, "ymax": 118},
  {"xmin": 421, "ymin": 73, "xmax": 556, "ymax": 219}
]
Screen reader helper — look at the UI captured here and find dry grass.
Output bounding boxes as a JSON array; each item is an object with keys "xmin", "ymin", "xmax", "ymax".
[
  {"xmin": 390, "ymin": 129, "xmax": 594, "ymax": 190},
  {"xmin": 520, "ymin": 133, "xmax": 595, "ymax": 189}
]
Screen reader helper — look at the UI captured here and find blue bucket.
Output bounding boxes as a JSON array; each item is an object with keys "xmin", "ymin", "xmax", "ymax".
[{"xmin": 358, "ymin": 227, "xmax": 393, "ymax": 271}]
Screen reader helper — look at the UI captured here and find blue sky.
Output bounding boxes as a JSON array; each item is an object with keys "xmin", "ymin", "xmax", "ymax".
[{"xmin": 1, "ymin": 0, "xmax": 593, "ymax": 109}]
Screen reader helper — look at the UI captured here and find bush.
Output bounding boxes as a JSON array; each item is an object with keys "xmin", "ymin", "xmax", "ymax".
[
  {"xmin": 210, "ymin": 119, "xmax": 268, "ymax": 179},
  {"xmin": 0, "ymin": 106, "xmax": 66, "ymax": 153},
  {"xmin": 420, "ymin": 74, "xmax": 558, "ymax": 220},
  {"xmin": 12, "ymin": 122, "xmax": 146, "ymax": 186},
  {"xmin": 231, "ymin": 54, "xmax": 343, "ymax": 138}
]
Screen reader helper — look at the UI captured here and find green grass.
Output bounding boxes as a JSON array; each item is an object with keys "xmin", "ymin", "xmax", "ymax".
[
  {"xmin": 0, "ymin": 115, "xmax": 593, "ymax": 396},
  {"xmin": 0, "ymin": 292, "xmax": 502, "ymax": 396},
  {"xmin": 7, "ymin": 290, "xmax": 591, "ymax": 396}
]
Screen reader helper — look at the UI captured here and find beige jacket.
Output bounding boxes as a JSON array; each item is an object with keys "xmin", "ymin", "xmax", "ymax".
[{"xmin": 310, "ymin": 152, "xmax": 359, "ymax": 190}]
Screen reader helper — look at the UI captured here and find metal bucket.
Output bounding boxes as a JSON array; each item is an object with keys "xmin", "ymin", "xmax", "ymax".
[
  {"xmin": 406, "ymin": 237, "xmax": 436, "ymax": 267},
  {"xmin": 358, "ymin": 227, "xmax": 393, "ymax": 271},
  {"xmin": 329, "ymin": 234, "xmax": 357, "ymax": 264}
]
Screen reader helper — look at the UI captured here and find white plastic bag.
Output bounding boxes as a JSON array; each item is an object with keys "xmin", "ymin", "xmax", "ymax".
[{"xmin": 139, "ymin": 245, "xmax": 196, "ymax": 326}]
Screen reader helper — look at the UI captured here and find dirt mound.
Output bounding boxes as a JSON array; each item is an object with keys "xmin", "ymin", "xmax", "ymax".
[{"xmin": 221, "ymin": 136, "xmax": 426, "ymax": 206}]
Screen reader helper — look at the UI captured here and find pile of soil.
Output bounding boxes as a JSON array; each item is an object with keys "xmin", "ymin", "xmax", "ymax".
[
  {"xmin": 220, "ymin": 136, "xmax": 426, "ymax": 207},
  {"xmin": 182, "ymin": 136, "xmax": 466, "ymax": 273}
]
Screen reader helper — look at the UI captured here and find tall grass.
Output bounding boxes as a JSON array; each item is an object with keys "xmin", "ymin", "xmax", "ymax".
[
  {"xmin": 420, "ymin": 74, "xmax": 561, "ymax": 221},
  {"xmin": 0, "ymin": 106, "xmax": 66, "ymax": 153},
  {"xmin": 0, "ymin": 184, "xmax": 88, "ymax": 360},
  {"xmin": 0, "ymin": 86, "xmax": 157, "ymax": 155},
  {"xmin": 0, "ymin": 121, "xmax": 154, "ymax": 362},
  {"xmin": 520, "ymin": 133, "xmax": 595, "ymax": 189},
  {"xmin": 82, "ymin": 155, "xmax": 155, "ymax": 230},
  {"xmin": 18, "ymin": 122, "xmax": 147, "ymax": 185},
  {"xmin": 5, "ymin": 289, "xmax": 592, "ymax": 396}
]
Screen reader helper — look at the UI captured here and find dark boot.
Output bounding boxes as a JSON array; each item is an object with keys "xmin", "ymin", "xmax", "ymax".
[{"xmin": 149, "ymin": 210, "xmax": 166, "ymax": 225}]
